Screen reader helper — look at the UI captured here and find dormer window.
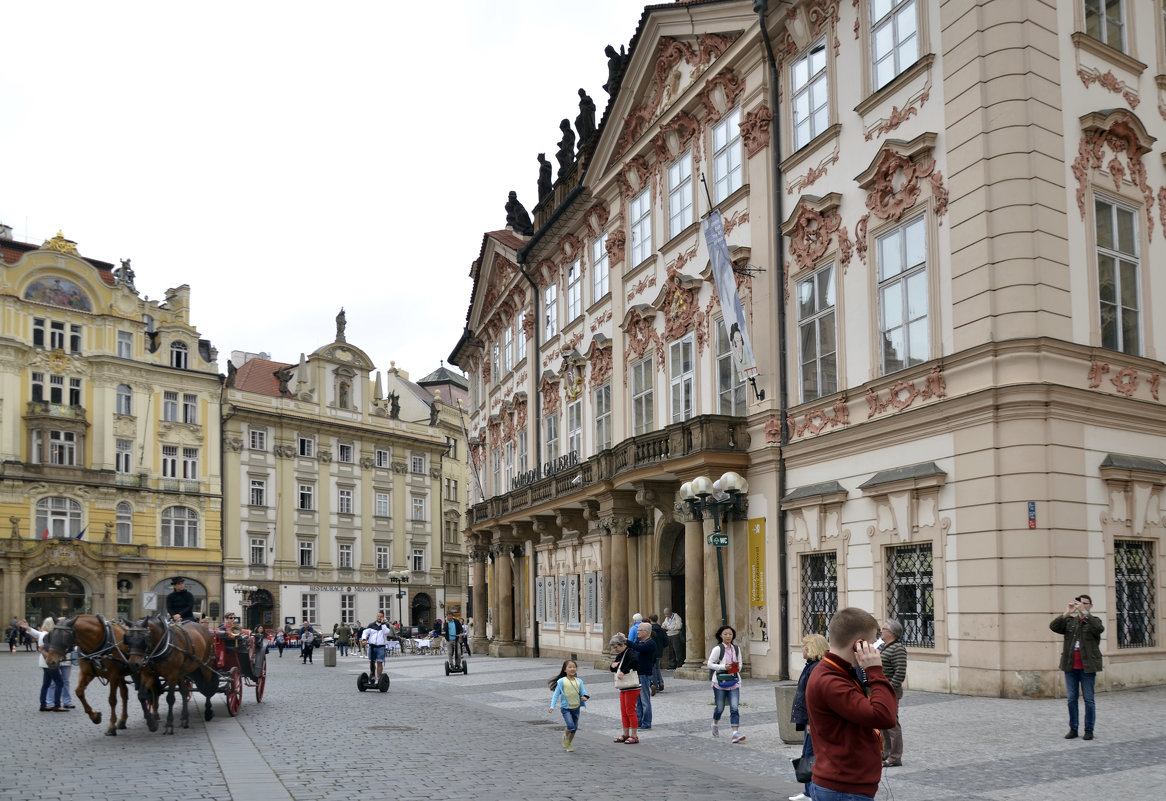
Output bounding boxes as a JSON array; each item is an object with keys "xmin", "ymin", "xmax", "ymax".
[{"xmin": 170, "ymin": 341, "xmax": 189, "ymax": 369}]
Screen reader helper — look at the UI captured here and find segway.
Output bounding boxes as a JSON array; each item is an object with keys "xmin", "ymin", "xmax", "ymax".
[
  {"xmin": 357, "ymin": 670, "xmax": 391, "ymax": 692},
  {"xmin": 444, "ymin": 635, "xmax": 468, "ymax": 676}
]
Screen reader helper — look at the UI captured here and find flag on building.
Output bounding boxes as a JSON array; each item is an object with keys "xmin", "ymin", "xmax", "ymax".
[
  {"xmin": 702, "ymin": 209, "xmax": 758, "ymax": 380},
  {"xmin": 74, "ymin": 527, "xmax": 86, "ymax": 541},
  {"xmin": 41, "ymin": 528, "xmax": 50, "ymax": 540}
]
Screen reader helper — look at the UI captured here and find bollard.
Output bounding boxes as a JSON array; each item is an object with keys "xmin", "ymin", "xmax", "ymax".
[
  {"xmin": 775, "ymin": 681, "xmax": 805, "ymax": 744},
  {"xmin": 322, "ymin": 644, "xmax": 337, "ymax": 667}
]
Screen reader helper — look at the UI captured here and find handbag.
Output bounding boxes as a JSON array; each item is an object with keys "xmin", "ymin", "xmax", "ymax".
[
  {"xmin": 614, "ymin": 668, "xmax": 640, "ymax": 690},
  {"xmin": 715, "ymin": 670, "xmax": 738, "ymax": 689},
  {"xmin": 792, "ymin": 754, "xmax": 815, "ymax": 784}
]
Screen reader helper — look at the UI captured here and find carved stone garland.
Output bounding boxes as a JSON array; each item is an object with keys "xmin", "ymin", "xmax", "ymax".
[{"xmin": 855, "ymin": 145, "xmax": 948, "ymax": 267}]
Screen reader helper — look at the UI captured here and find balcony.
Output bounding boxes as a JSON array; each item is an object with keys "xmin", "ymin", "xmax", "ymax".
[
  {"xmin": 26, "ymin": 401, "xmax": 87, "ymax": 420},
  {"xmin": 470, "ymin": 414, "xmax": 749, "ymax": 524},
  {"xmin": 160, "ymin": 479, "xmax": 203, "ymax": 494}
]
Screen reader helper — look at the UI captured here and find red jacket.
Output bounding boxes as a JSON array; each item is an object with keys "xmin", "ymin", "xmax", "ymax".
[{"xmin": 806, "ymin": 651, "xmax": 898, "ymax": 797}]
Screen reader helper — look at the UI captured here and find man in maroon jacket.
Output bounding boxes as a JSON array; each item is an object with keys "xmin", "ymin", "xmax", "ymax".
[{"xmin": 806, "ymin": 607, "xmax": 899, "ymax": 800}]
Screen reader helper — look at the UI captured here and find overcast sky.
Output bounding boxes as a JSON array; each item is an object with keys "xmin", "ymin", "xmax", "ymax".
[{"xmin": 0, "ymin": 1, "xmax": 647, "ymax": 381}]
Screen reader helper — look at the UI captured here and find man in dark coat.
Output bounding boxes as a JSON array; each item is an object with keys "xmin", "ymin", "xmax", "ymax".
[
  {"xmin": 1050, "ymin": 593, "xmax": 1104, "ymax": 740},
  {"xmin": 166, "ymin": 577, "xmax": 195, "ymax": 622}
]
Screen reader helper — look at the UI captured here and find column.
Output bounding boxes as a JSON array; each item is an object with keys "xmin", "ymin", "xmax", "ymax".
[
  {"xmin": 678, "ymin": 516, "xmax": 707, "ymax": 678},
  {"xmin": 608, "ymin": 520, "xmax": 630, "ymax": 638},
  {"xmin": 469, "ymin": 547, "xmax": 489, "ymax": 653}
]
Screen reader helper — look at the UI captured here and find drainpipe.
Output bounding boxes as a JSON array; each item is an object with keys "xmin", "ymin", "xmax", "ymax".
[{"xmin": 754, "ymin": 0, "xmax": 791, "ymax": 682}]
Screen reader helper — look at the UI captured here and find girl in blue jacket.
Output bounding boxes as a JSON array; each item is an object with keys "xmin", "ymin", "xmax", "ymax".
[{"xmin": 548, "ymin": 659, "xmax": 589, "ymax": 751}]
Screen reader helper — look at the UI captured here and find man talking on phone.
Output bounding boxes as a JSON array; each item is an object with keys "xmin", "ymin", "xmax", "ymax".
[
  {"xmin": 806, "ymin": 607, "xmax": 898, "ymax": 801},
  {"xmin": 1049, "ymin": 594, "xmax": 1104, "ymax": 740}
]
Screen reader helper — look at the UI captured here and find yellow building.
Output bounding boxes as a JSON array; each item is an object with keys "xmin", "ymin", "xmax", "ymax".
[
  {"xmin": 0, "ymin": 228, "xmax": 223, "ymax": 624},
  {"xmin": 221, "ymin": 316, "xmax": 469, "ymax": 631}
]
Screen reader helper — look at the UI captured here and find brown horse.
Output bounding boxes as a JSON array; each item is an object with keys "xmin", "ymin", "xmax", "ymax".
[
  {"xmin": 42, "ymin": 615, "xmax": 133, "ymax": 736},
  {"xmin": 123, "ymin": 616, "xmax": 216, "ymax": 734}
]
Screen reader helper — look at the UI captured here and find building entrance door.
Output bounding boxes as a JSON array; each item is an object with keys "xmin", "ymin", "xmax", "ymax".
[{"xmin": 25, "ymin": 574, "xmax": 89, "ymax": 625}]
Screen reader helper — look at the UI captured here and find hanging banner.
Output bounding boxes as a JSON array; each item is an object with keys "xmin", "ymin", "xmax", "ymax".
[
  {"xmin": 748, "ymin": 517, "xmax": 768, "ymax": 641},
  {"xmin": 703, "ymin": 209, "xmax": 758, "ymax": 380}
]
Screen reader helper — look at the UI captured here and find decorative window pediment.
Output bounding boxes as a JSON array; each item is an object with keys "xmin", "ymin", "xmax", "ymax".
[
  {"xmin": 782, "ymin": 480, "xmax": 848, "ymax": 551},
  {"xmin": 859, "ymin": 461, "xmax": 946, "ymax": 542},
  {"xmin": 1099, "ymin": 453, "xmax": 1166, "ymax": 536}
]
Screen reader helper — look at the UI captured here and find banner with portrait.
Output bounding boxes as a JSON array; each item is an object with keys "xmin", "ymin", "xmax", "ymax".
[{"xmin": 703, "ymin": 209, "xmax": 758, "ymax": 380}]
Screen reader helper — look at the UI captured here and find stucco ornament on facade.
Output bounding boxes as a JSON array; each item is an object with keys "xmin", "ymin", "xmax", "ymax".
[
  {"xmin": 539, "ymin": 373, "xmax": 562, "ymax": 416},
  {"xmin": 584, "ymin": 204, "xmax": 610, "ymax": 237},
  {"xmin": 740, "ymin": 103, "xmax": 771, "ymax": 157},
  {"xmin": 1072, "ymin": 111, "xmax": 1156, "ymax": 238},
  {"xmin": 775, "ymin": 0, "xmax": 842, "ymax": 71},
  {"xmin": 1077, "ymin": 66, "xmax": 1140, "ymax": 110},
  {"xmin": 605, "ymin": 228, "xmax": 626, "ymax": 263},
  {"xmin": 621, "ymin": 306, "xmax": 665, "ymax": 384},
  {"xmin": 854, "ymin": 136, "xmax": 946, "ymax": 266},
  {"xmin": 699, "ymin": 68, "xmax": 745, "ymax": 123},
  {"xmin": 787, "ymin": 203, "xmax": 842, "ymax": 297},
  {"xmin": 1086, "ymin": 359, "xmax": 1162, "ymax": 401},
  {"xmin": 788, "ymin": 394, "xmax": 850, "ymax": 439},
  {"xmin": 788, "ymin": 146, "xmax": 839, "ymax": 195},
  {"xmin": 864, "ymin": 83, "xmax": 930, "ymax": 142},
  {"xmin": 865, "ymin": 364, "xmax": 947, "ymax": 419},
  {"xmin": 587, "ymin": 340, "xmax": 613, "ymax": 389}
]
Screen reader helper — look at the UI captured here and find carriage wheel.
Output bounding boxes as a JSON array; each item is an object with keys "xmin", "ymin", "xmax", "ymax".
[
  {"xmin": 226, "ymin": 667, "xmax": 242, "ymax": 716},
  {"xmin": 255, "ymin": 655, "xmax": 267, "ymax": 703}
]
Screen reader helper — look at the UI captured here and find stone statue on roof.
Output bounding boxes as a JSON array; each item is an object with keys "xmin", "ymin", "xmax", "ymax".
[
  {"xmin": 505, "ymin": 191, "xmax": 534, "ymax": 236},
  {"xmin": 556, "ymin": 119, "xmax": 576, "ymax": 178},
  {"xmin": 226, "ymin": 359, "xmax": 237, "ymax": 388},
  {"xmin": 116, "ymin": 258, "xmax": 136, "ymax": 290},
  {"xmin": 603, "ymin": 44, "xmax": 626, "ymax": 95},
  {"xmin": 388, "ymin": 391, "xmax": 400, "ymax": 420},
  {"xmin": 336, "ymin": 308, "xmax": 347, "ymax": 342},
  {"xmin": 537, "ymin": 153, "xmax": 552, "ymax": 202},
  {"xmin": 576, "ymin": 89, "xmax": 596, "ymax": 146}
]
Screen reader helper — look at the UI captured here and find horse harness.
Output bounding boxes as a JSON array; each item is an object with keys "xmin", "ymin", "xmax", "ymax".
[{"xmin": 72, "ymin": 615, "xmax": 133, "ymax": 681}]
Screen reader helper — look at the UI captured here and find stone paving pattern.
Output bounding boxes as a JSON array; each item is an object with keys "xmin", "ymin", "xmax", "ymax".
[{"xmin": 2, "ymin": 647, "xmax": 1163, "ymax": 801}]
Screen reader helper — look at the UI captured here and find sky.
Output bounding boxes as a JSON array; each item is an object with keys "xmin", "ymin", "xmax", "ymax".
[{"xmin": 0, "ymin": 0, "xmax": 649, "ymax": 381}]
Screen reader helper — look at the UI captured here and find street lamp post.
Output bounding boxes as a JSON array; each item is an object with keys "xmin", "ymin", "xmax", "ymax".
[
  {"xmin": 679, "ymin": 471, "xmax": 749, "ymax": 629},
  {"xmin": 388, "ymin": 570, "xmax": 409, "ymax": 628}
]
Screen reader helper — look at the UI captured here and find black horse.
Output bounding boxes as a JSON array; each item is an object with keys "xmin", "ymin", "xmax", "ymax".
[{"xmin": 123, "ymin": 616, "xmax": 217, "ymax": 734}]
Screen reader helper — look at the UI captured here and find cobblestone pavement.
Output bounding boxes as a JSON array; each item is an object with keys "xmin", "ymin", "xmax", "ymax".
[{"xmin": 2, "ymin": 647, "xmax": 1163, "ymax": 801}]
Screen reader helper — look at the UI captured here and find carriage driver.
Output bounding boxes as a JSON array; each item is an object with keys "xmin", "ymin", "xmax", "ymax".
[
  {"xmin": 361, "ymin": 612, "xmax": 393, "ymax": 680},
  {"xmin": 166, "ymin": 577, "xmax": 196, "ymax": 623}
]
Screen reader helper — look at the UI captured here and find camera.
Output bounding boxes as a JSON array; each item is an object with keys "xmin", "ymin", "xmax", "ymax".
[{"xmin": 872, "ymin": 637, "xmax": 885, "ymax": 649}]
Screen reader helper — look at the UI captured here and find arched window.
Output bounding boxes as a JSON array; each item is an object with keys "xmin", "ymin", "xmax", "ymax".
[
  {"xmin": 161, "ymin": 506, "xmax": 198, "ymax": 548},
  {"xmin": 116, "ymin": 384, "xmax": 133, "ymax": 416},
  {"xmin": 116, "ymin": 502, "xmax": 133, "ymax": 544},
  {"xmin": 35, "ymin": 497, "xmax": 83, "ymax": 539},
  {"xmin": 170, "ymin": 341, "xmax": 189, "ymax": 369}
]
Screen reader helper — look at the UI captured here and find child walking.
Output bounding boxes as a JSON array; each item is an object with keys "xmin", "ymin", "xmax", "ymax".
[{"xmin": 548, "ymin": 659, "xmax": 589, "ymax": 751}]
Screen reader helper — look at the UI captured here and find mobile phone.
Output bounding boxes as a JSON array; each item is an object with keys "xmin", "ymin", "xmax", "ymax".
[{"xmin": 854, "ymin": 639, "xmax": 865, "ymax": 652}]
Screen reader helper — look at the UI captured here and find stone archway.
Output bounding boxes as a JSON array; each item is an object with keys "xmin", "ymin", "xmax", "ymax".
[
  {"xmin": 25, "ymin": 573, "xmax": 90, "ymax": 625},
  {"xmin": 411, "ymin": 592, "xmax": 433, "ymax": 630}
]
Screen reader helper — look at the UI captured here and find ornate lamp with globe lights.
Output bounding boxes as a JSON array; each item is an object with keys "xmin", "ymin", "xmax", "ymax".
[{"xmin": 679, "ymin": 471, "xmax": 749, "ymax": 628}]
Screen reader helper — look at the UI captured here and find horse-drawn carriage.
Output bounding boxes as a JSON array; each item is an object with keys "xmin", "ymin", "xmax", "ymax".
[{"xmin": 210, "ymin": 625, "xmax": 267, "ymax": 715}]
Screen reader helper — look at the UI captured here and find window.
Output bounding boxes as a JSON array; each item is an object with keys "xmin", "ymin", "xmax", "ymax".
[
  {"xmin": 161, "ymin": 506, "xmax": 199, "ymax": 548},
  {"xmin": 1085, "ymin": 0, "xmax": 1125, "ymax": 51},
  {"xmin": 878, "ymin": 216, "xmax": 928, "ymax": 374},
  {"xmin": 161, "ymin": 445, "xmax": 178, "ymax": 478},
  {"xmin": 545, "ymin": 283, "xmax": 558, "ymax": 338},
  {"xmin": 299, "ymin": 540, "xmax": 315, "ymax": 567},
  {"xmin": 491, "ymin": 342, "xmax": 500, "ymax": 385},
  {"xmin": 298, "ymin": 483, "xmax": 315, "ymax": 511},
  {"xmin": 798, "ymin": 264, "xmax": 838, "ymax": 401},
  {"xmin": 871, "ymin": 0, "xmax": 918, "ymax": 90},
  {"xmin": 629, "ymin": 188, "xmax": 653, "ymax": 265},
  {"xmin": 163, "ymin": 391, "xmax": 178, "ymax": 422},
  {"xmin": 69, "ymin": 324, "xmax": 81, "ymax": 354},
  {"xmin": 340, "ymin": 594, "xmax": 355, "ymax": 625},
  {"xmin": 712, "ymin": 107, "xmax": 743, "ymax": 202},
  {"xmin": 412, "ymin": 496, "xmax": 426, "ymax": 522},
  {"xmin": 36, "ymin": 496, "xmax": 83, "ymax": 539},
  {"xmin": 563, "ymin": 261, "xmax": 580, "ymax": 322},
  {"xmin": 445, "ymin": 437, "xmax": 457, "ymax": 459},
  {"xmin": 31, "ymin": 372, "xmax": 44, "ymax": 402},
  {"xmin": 113, "ymin": 384, "xmax": 132, "ymax": 416},
  {"xmin": 338, "ymin": 543, "xmax": 353, "ymax": 569},
  {"xmin": 504, "ymin": 441, "xmax": 515, "ymax": 490},
  {"xmin": 669, "ymin": 335, "xmax": 694, "ymax": 423},
  {"xmin": 412, "ymin": 548, "xmax": 425, "ymax": 573},
  {"xmin": 182, "ymin": 448, "xmax": 198, "ymax": 480},
  {"xmin": 50, "ymin": 321, "xmax": 65, "ymax": 350},
  {"xmin": 1096, "ymin": 196, "xmax": 1141, "ymax": 355},
  {"xmin": 68, "ymin": 378, "xmax": 81, "ymax": 407},
  {"xmin": 518, "ymin": 429, "xmax": 528, "ymax": 475},
  {"xmin": 249, "ymin": 428, "xmax": 267, "ymax": 451},
  {"xmin": 117, "ymin": 331, "xmax": 133, "ymax": 358},
  {"xmin": 115, "ymin": 439, "xmax": 133, "ymax": 474},
  {"xmin": 169, "ymin": 341, "xmax": 188, "ymax": 369},
  {"xmin": 886, "ymin": 543, "xmax": 934, "ymax": 647},
  {"xmin": 801, "ymin": 552, "xmax": 838, "ymax": 636},
  {"xmin": 1115, "ymin": 539, "xmax": 1155, "ymax": 647},
  {"xmin": 33, "ymin": 318, "xmax": 45, "ymax": 348},
  {"xmin": 567, "ymin": 398, "xmax": 583, "ymax": 456},
  {"xmin": 411, "ymin": 454, "xmax": 425, "ymax": 474},
  {"xmin": 116, "ymin": 502, "xmax": 133, "ymax": 544},
  {"xmin": 792, "ymin": 41, "xmax": 828, "ymax": 149},
  {"xmin": 503, "ymin": 326, "xmax": 513, "ymax": 373},
  {"xmin": 516, "ymin": 316, "xmax": 527, "ymax": 360},
  {"xmin": 594, "ymin": 384, "xmax": 612, "ymax": 451},
  {"xmin": 338, "ymin": 488, "xmax": 354, "ymax": 515},
  {"xmin": 298, "ymin": 436, "xmax": 315, "ymax": 458},
  {"xmin": 49, "ymin": 375, "xmax": 64, "ymax": 404},
  {"xmin": 49, "ymin": 430, "xmax": 77, "ymax": 466},
  {"xmin": 545, "ymin": 414, "xmax": 559, "ymax": 464},
  {"xmin": 338, "ymin": 443, "xmax": 353, "ymax": 463},
  {"xmin": 182, "ymin": 394, "xmax": 197, "ymax": 425},
  {"xmin": 376, "ymin": 448, "xmax": 390, "ymax": 468},
  {"xmin": 301, "ymin": 594, "xmax": 317, "ymax": 625},
  {"xmin": 375, "ymin": 545, "xmax": 390, "ymax": 570},
  {"xmin": 592, "ymin": 234, "xmax": 610, "ymax": 300},
  {"xmin": 378, "ymin": 595, "xmax": 392, "ymax": 618},
  {"xmin": 632, "ymin": 357, "xmax": 654, "ymax": 435},
  {"xmin": 31, "ymin": 431, "xmax": 42, "ymax": 464},
  {"xmin": 715, "ymin": 319, "xmax": 746, "ymax": 415},
  {"xmin": 250, "ymin": 479, "xmax": 267, "ymax": 507},
  {"xmin": 375, "ymin": 491, "xmax": 390, "ymax": 517},
  {"xmin": 250, "ymin": 537, "xmax": 266, "ymax": 565},
  {"xmin": 444, "ymin": 478, "xmax": 459, "ymax": 501},
  {"xmin": 667, "ymin": 153, "xmax": 693, "ymax": 236}
]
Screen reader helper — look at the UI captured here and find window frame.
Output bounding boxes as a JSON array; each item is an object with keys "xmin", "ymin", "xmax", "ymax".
[
  {"xmin": 567, "ymin": 397, "xmax": 583, "ymax": 456},
  {"xmin": 1094, "ymin": 194, "xmax": 1142, "ymax": 356},
  {"xmin": 566, "ymin": 259, "xmax": 582, "ymax": 321},
  {"xmin": 594, "ymin": 383, "xmax": 612, "ymax": 451},
  {"xmin": 250, "ymin": 478, "xmax": 267, "ymax": 507},
  {"xmin": 885, "ymin": 542, "xmax": 935, "ymax": 648},
  {"xmin": 669, "ymin": 334, "xmax": 695, "ymax": 424},
  {"xmin": 592, "ymin": 234, "xmax": 610, "ymax": 300},
  {"xmin": 298, "ymin": 539, "xmax": 315, "ymax": 567},
  {"xmin": 298, "ymin": 483, "xmax": 315, "ymax": 511},
  {"xmin": 876, "ymin": 214, "xmax": 929, "ymax": 376},
  {"xmin": 791, "ymin": 39, "xmax": 829, "ymax": 150},
  {"xmin": 163, "ymin": 391, "xmax": 179, "ymax": 422},
  {"xmin": 161, "ymin": 506, "xmax": 199, "ymax": 548},
  {"xmin": 375, "ymin": 491, "xmax": 390, "ymax": 518},
  {"xmin": 667, "ymin": 151, "xmax": 694, "ymax": 237},
  {"xmin": 117, "ymin": 330, "xmax": 133, "ymax": 358},
  {"xmin": 797, "ymin": 262, "xmax": 839, "ymax": 402},
  {"xmin": 170, "ymin": 341, "xmax": 189, "ymax": 369},
  {"xmin": 1085, "ymin": 0, "xmax": 1127, "ymax": 52},
  {"xmin": 870, "ymin": 0, "xmax": 920, "ymax": 91},
  {"xmin": 544, "ymin": 283, "xmax": 558, "ymax": 338},
  {"xmin": 629, "ymin": 188, "xmax": 653, "ymax": 266},
  {"xmin": 249, "ymin": 428, "xmax": 267, "ymax": 451},
  {"xmin": 338, "ymin": 487, "xmax": 354, "ymax": 515},
  {"xmin": 116, "ymin": 384, "xmax": 133, "ymax": 416},
  {"xmin": 712, "ymin": 107, "xmax": 743, "ymax": 202},
  {"xmin": 250, "ymin": 537, "xmax": 266, "ymax": 566},
  {"xmin": 632, "ymin": 357, "xmax": 655, "ymax": 436},
  {"xmin": 1114, "ymin": 538, "xmax": 1156, "ymax": 648}
]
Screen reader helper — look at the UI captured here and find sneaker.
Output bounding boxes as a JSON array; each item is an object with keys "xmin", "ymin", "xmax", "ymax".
[
  {"xmin": 731, "ymin": 732, "xmax": 746, "ymax": 743},
  {"xmin": 1064, "ymin": 729, "xmax": 1079, "ymax": 739},
  {"xmin": 711, "ymin": 722, "xmax": 719, "ymax": 737},
  {"xmin": 565, "ymin": 742, "xmax": 574, "ymax": 752},
  {"xmin": 1083, "ymin": 731, "xmax": 1094, "ymax": 741},
  {"xmin": 790, "ymin": 795, "xmax": 811, "ymax": 801},
  {"xmin": 562, "ymin": 734, "xmax": 569, "ymax": 749}
]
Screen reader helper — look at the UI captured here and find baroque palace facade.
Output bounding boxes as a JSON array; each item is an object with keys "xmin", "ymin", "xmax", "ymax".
[
  {"xmin": 0, "ymin": 227, "xmax": 223, "ymax": 624},
  {"xmin": 450, "ymin": 0, "xmax": 1165, "ymax": 696},
  {"xmin": 222, "ymin": 321, "xmax": 469, "ymax": 631}
]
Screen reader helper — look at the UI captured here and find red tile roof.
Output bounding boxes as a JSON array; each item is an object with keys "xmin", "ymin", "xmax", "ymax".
[{"xmin": 232, "ymin": 358, "xmax": 291, "ymax": 397}]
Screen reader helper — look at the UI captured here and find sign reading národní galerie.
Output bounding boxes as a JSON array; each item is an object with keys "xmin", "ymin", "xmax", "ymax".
[
  {"xmin": 308, "ymin": 586, "xmax": 387, "ymax": 592},
  {"xmin": 511, "ymin": 451, "xmax": 580, "ymax": 490}
]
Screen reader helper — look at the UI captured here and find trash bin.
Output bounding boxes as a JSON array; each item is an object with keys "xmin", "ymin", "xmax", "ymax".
[
  {"xmin": 776, "ymin": 681, "xmax": 804, "ymax": 744},
  {"xmin": 322, "ymin": 644, "xmax": 337, "ymax": 667}
]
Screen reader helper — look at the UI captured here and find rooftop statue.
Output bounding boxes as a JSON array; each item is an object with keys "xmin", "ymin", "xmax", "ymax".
[{"xmin": 505, "ymin": 191, "xmax": 534, "ymax": 236}]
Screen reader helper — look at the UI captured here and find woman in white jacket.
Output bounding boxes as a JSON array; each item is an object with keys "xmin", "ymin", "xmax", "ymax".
[{"xmin": 707, "ymin": 625, "xmax": 745, "ymax": 743}]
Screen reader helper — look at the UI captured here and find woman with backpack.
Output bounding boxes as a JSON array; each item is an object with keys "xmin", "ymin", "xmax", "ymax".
[{"xmin": 707, "ymin": 625, "xmax": 745, "ymax": 743}]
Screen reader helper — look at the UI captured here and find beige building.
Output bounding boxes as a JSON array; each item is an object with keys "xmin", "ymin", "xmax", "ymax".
[
  {"xmin": 221, "ymin": 316, "xmax": 468, "ymax": 631},
  {"xmin": 0, "ymin": 227, "xmax": 223, "ymax": 624},
  {"xmin": 450, "ymin": 0, "xmax": 1165, "ymax": 696}
]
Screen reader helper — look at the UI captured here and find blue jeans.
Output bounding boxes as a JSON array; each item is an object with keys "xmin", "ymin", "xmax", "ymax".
[
  {"xmin": 39, "ymin": 667, "xmax": 63, "ymax": 709},
  {"xmin": 59, "ymin": 663, "xmax": 73, "ymax": 706},
  {"xmin": 712, "ymin": 685, "xmax": 740, "ymax": 726},
  {"xmin": 636, "ymin": 674, "xmax": 653, "ymax": 727},
  {"xmin": 559, "ymin": 706, "xmax": 581, "ymax": 732},
  {"xmin": 801, "ymin": 728, "xmax": 815, "ymax": 796},
  {"xmin": 339, "ymin": 642, "xmax": 349, "ymax": 656},
  {"xmin": 652, "ymin": 657, "xmax": 663, "ymax": 689},
  {"xmin": 810, "ymin": 783, "xmax": 873, "ymax": 801},
  {"xmin": 1065, "ymin": 669, "xmax": 1096, "ymax": 732}
]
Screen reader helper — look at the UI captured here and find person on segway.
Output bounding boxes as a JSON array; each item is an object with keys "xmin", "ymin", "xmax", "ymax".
[
  {"xmin": 361, "ymin": 612, "xmax": 393, "ymax": 681},
  {"xmin": 446, "ymin": 616, "xmax": 466, "ymax": 671}
]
